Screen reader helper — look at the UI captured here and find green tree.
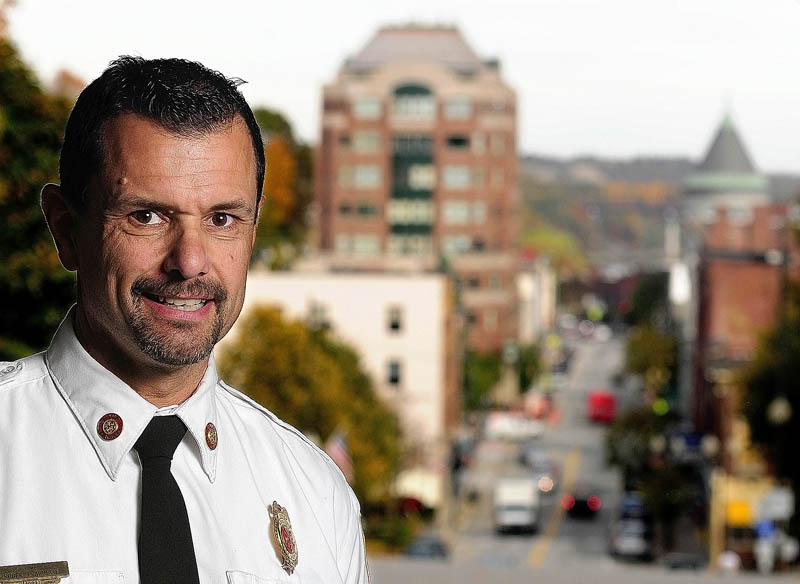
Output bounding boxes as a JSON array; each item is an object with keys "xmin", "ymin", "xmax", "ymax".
[
  {"xmin": 251, "ymin": 108, "xmax": 313, "ymax": 268},
  {"xmin": 625, "ymin": 323, "xmax": 677, "ymax": 398},
  {"xmin": 463, "ymin": 350, "xmax": 501, "ymax": 410},
  {"xmin": 516, "ymin": 343, "xmax": 541, "ymax": 393},
  {"xmin": 742, "ymin": 282, "xmax": 800, "ymax": 535},
  {"xmin": 218, "ymin": 306, "xmax": 402, "ymax": 503},
  {"xmin": 0, "ymin": 40, "xmax": 74, "ymax": 359}
]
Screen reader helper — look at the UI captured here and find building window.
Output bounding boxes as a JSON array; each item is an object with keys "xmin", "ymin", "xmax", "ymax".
[
  {"xmin": 443, "ymin": 165, "xmax": 472, "ymax": 189},
  {"xmin": 387, "ymin": 360, "xmax": 402, "ymax": 386},
  {"xmin": 442, "ymin": 235, "xmax": 472, "ymax": 255},
  {"xmin": 408, "ymin": 164, "xmax": 436, "ymax": 190},
  {"xmin": 353, "ymin": 97, "xmax": 382, "ymax": 120},
  {"xmin": 446, "ymin": 135, "xmax": 470, "ymax": 150},
  {"xmin": 465, "ymin": 310, "xmax": 477, "ymax": 325},
  {"xmin": 335, "ymin": 234, "xmax": 352, "ymax": 253},
  {"xmin": 387, "ymin": 306, "xmax": 403, "ymax": 333},
  {"xmin": 338, "ymin": 203, "xmax": 353, "ymax": 215},
  {"xmin": 472, "ymin": 238, "xmax": 486, "ymax": 252},
  {"xmin": 444, "ymin": 97, "xmax": 472, "ymax": 119},
  {"xmin": 353, "ymin": 234, "xmax": 380, "ymax": 255},
  {"xmin": 443, "ymin": 201, "xmax": 470, "ymax": 225},
  {"xmin": 442, "ymin": 200, "xmax": 486, "ymax": 225},
  {"xmin": 353, "ymin": 130, "xmax": 381, "ymax": 153},
  {"xmin": 338, "ymin": 134, "xmax": 351, "ymax": 148},
  {"xmin": 392, "ymin": 84, "xmax": 435, "ymax": 119},
  {"xmin": 387, "ymin": 200, "xmax": 434, "ymax": 224},
  {"xmin": 354, "ymin": 165, "xmax": 381, "ymax": 189},
  {"xmin": 488, "ymin": 274, "xmax": 501, "ymax": 290},
  {"xmin": 467, "ymin": 275, "xmax": 480, "ymax": 289},
  {"xmin": 356, "ymin": 203, "xmax": 379, "ymax": 217},
  {"xmin": 388, "ymin": 235, "xmax": 433, "ymax": 255},
  {"xmin": 393, "ymin": 135, "xmax": 433, "ymax": 155}
]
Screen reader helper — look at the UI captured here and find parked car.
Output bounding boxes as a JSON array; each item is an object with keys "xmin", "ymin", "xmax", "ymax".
[
  {"xmin": 663, "ymin": 552, "xmax": 706, "ymax": 570},
  {"xmin": 620, "ymin": 491, "xmax": 649, "ymax": 520},
  {"xmin": 609, "ymin": 518, "xmax": 653, "ymax": 561},
  {"xmin": 405, "ymin": 534, "xmax": 449, "ymax": 559}
]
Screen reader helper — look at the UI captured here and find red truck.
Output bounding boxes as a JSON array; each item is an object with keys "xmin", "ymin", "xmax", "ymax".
[{"xmin": 587, "ymin": 389, "xmax": 617, "ymax": 423}]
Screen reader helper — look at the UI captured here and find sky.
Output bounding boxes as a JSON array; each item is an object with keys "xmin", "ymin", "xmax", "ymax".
[{"xmin": 8, "ymin": 0, "xmax": 800, "ymax": 173}]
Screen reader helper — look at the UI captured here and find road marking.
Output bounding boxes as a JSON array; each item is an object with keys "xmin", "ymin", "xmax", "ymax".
[{"xmin": 528, "ymin": 447, "xmax": 582, "ymax": 568}]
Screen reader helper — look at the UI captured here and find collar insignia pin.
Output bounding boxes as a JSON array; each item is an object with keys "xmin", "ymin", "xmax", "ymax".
[{"xmin": 269, "ymin": 501, "xmax": 298, "ymax": 575}]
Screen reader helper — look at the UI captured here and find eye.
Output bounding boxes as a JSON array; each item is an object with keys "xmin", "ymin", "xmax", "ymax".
[
  {"xmin": 130, "ymin": 210, "xmax": 164, "ymax": 225},
  {"xmin": 210, "ymin": 213, "xmax": 234, "ymax": 228}
]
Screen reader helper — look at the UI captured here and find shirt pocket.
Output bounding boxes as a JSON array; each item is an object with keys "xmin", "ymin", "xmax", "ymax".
[
  {"xmin": 64, "ymin": 572, "xmax": 124, "ymax": 584},
  {"xmin": 226, "ymin": 570, "xmax": 289, "ymax": 584}
]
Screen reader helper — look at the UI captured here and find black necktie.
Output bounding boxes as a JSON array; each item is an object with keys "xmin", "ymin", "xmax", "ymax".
[{"xmin": 134, "ymin": 416, "xmax": 201, "ymax": 584}]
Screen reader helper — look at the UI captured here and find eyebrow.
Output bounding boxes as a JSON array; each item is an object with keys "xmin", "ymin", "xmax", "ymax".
[{"xmin": 111, "ymin": 196, "xmax": 256, "ymax": 217}]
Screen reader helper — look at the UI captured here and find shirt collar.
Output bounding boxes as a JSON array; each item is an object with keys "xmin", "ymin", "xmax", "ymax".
[{"xmin": 45, "ymin": 308, "xmax": 219, "ymax": 483}]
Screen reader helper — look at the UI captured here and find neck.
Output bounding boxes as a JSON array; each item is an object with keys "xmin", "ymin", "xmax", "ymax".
[{"xmin": 73, "ymin": 309, "xmax": 208, "ymax": 407}]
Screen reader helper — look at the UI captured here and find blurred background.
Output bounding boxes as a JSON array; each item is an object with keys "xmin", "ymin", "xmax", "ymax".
[{"xmin": 3, "ymin": 0, "xmax": 800, "ymax": 581}]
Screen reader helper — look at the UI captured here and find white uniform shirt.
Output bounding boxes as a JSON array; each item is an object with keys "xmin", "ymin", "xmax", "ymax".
[{"xmin": 0, "ymin": 313, "xmax": 368, "ymax": 584}]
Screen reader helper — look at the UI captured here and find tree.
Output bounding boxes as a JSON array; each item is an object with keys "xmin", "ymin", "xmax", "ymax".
[
  {"xmin": 516, "ymin": 343, "xmax": 541, "ymax": 394},
  {"xmin": 251, "ymin": 108, "xmax": 313, "ymax": 268},
  {"xmin": 0, "ymin": 40, "xmax": 74, "ymax": 359},
  {"xmin": 742, "ymin": 282, "xmax": 800, "ymax": 535},
  {"xmin": 520, "ymin": 224, "xmax": 588, "ymax": 278},
  {"xmin": 217, "ymin": 306, "xmax": 402, "ymax": 503},
  {"xmin": 463, "ymin": 350, "xmax": 501, "ymax": 411},
  {"xmin": 625, "ymin": 323, "xmax": 677, "ymax": 398}
]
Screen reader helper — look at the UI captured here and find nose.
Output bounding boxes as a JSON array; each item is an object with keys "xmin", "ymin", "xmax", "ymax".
[{"xmin": 161, "ymin": 224, "xmax": 209, "ymax": 280}]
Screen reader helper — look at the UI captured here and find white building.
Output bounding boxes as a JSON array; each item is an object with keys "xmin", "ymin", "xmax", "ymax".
[{"xmin": 220, "ymin": 267, "xmax": 461, "ymax": 507}]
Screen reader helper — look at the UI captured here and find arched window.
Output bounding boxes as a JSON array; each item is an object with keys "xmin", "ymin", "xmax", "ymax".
[{"xmin": 392, "ymin": 84, "xmax": 435, "ymax": 119}]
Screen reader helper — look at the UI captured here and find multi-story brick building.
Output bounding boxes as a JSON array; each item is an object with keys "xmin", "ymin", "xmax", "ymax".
[
  {"xmin": 316, "ymin": 24, "xmax": 518, "ymax": 352},
  {"xmin": 681, "ymin": 114, "xmax": 800, "ymax": 468}
]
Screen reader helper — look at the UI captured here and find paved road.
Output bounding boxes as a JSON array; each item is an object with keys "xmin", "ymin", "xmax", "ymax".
[{"xmin": 369, "ymin": 337, "xmax": 797, "ymax": 583}]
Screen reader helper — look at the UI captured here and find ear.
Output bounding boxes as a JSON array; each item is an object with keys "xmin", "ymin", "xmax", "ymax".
[{"xmin": 41, "ymin": 183, "xmax": 79, "ymax": 272}]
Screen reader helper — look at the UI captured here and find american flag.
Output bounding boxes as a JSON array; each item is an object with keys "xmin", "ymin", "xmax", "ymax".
[{"xmin": 324, "ymin": 431, "xmax": 353, "ymax": 483}]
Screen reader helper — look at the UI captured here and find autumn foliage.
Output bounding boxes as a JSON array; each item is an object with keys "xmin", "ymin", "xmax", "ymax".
[{"xmin": 218, "ymin": 306, "xmax": 402, "ymax": 503}]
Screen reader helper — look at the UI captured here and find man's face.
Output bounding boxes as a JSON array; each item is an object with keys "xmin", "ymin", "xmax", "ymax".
[{"xmin": 71, "ymin": 113, "xmax": 258, "ymax": 369}]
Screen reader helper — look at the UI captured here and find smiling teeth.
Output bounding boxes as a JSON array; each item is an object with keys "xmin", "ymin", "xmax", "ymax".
[{"xmin": 159, "ymin": 297, "xmax": 207, "ymax": 311}]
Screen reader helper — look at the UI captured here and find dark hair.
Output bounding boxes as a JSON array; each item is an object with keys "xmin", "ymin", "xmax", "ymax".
[{"xmin": 59, "ymin": 56, "xmax": 265, "ymax": 211}]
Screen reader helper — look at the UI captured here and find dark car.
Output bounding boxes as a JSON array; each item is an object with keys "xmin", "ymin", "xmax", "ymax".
[
  {"xmin": 405, "ymin": 534, "xmax": 449, "ymax": 559},
  {"xmin": 562, "ymin": 486, "xmax": 602, "ymax": 519},
  {"xmin": 663, "ymin": 552, "xmax": 706, "ymax": 570}
]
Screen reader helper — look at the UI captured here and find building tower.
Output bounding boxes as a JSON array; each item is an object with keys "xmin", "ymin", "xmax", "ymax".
[
  {"xmin": 316, "ymin": 24, "xmax": 518, "ymax": 351},
  {"xmin": 683, "ymin": 113, "xmax": 769, "ymax": 225}
]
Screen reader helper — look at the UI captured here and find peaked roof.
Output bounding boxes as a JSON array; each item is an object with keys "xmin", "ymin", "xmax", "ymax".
[
  {"xmin": 697, "ymin": 113, "xmax": 757, "ymax": 173},
  {"xmin": 343, "ymin": 25, "xmax": 488, "ymax": 74},
  {"xmin": 684, "ymin": 113, "xmax": 768, "ymax": 196}
]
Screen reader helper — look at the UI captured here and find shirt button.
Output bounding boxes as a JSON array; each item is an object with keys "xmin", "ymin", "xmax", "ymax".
[
  {"xmin": 205, "ymin": 422, "xmax": 218, "ymax": 450},
  {"xmin": 97, "ymin": 413, "xmax": 123, "ymax": 441}
]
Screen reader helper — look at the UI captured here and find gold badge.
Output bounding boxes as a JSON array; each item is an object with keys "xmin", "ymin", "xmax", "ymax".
[
  {"xmin": 269, "ymin": 501, "xmax": 298, "ymax": 575},
  {"xmin": 0, "ymin": 561, "xmax": 69, "ymax": 584}
]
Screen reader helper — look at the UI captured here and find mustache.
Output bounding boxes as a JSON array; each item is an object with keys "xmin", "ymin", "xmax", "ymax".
[{"xmin": 131, "ymin": 276, "xmax": 228, "ymax": 302}]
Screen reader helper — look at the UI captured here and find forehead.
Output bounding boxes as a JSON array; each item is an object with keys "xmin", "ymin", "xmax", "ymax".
[{"xmin": 97, "ymin": 113, "xmax": 256, "ymax": 199}]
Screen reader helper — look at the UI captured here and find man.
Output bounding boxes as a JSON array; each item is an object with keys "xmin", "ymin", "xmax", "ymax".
[{"xmin": 0, "ymin": 56, "xmax": 368, "ymax": 583}]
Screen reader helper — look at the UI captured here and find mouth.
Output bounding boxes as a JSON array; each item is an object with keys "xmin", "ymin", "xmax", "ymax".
[{"xmin": 142, "ymin": 293, "xmax": 210, "ymax": 312}]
